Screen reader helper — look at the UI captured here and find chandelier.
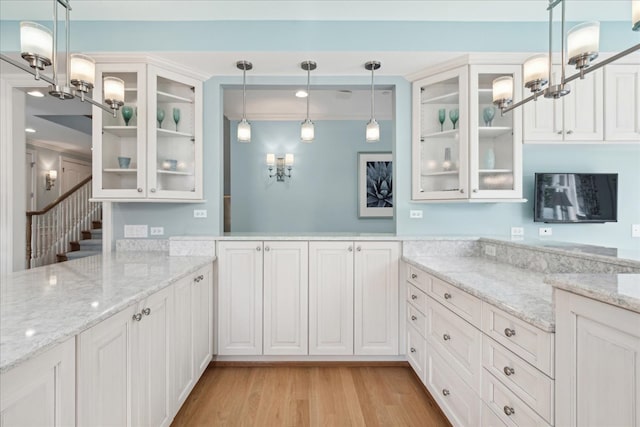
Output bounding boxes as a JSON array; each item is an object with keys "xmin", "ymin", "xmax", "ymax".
[{"xmin": 0, "ymin": 0, "xmax": 124, "ymax": 116}]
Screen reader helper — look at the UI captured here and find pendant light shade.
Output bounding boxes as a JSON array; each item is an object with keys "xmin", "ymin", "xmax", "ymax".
[
  {"xmin": 523, "ymin": 54, "xmax": 549, "ymax": 93},
  {"xmin": 20, "ymin": 21, "xmax": 52, "ymax": 70},
  {"xmin": 300, "ymin": 60, "xmax": 317, "ymax": 143},
  {"xmin": 492, "ymin": 76, "xmax": 513, "ymax": 109},
  {"xmin": 70, "ymin": 54, "xmax": 96, "ymax": 93},
  {"xmin": 364, "ymin": 61, "xmax": 381, "ymax": 142},
  {"xmin": 633, "ymin": 0, "xmax": 639, "ymax": 31},
  {"xmin": 103, "ymin": 76, "xmax": 125, "ymax": 110},
  {"xmin": 236, "ymin": 60, "xmax": 253, "ymax": 143},
  {"xmin": 567, "ymin": 21, "xmax": 600, "ymax": 69}
]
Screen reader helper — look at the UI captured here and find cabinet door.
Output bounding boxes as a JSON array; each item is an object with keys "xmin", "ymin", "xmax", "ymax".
[
  {"xmin": 77, "ymin": 306, "xmax": 135, "ymax": 427},
  {"xmin": 556, "ymin": 289, "xmax": 640, "ymax": 427},
  {"xmin": 0, "ymin": 338, "xmax": 75, "ymax": 427},
  {"xmin": 172, "ymin": 275, "xmax": 195, "ymax": 408},
  {"xmin": 605, "ymin": 64, "xmax": 640, "ymax": 141},
  {"xmin": 131, "ymin": 286, "xmax": 172, "ymax": 427},
  {"xmin": 309, "ymin": 241, "xmax": 354, "ymax": 355},
  {"xmin": 523, "ymin": 66, "xmax": 563, "ymax": 142},
  {"xmin": 263, "ymin": 241, "xmax": 309, "ymax": 355},
  {"xmin": 192, "ymin": 265, "xmax": 213, "ymax": 376},
  {"xmin": 147, "ymin": 66, "xmax": 203, "ymax": 200},
  {"xmin": 564, "ymin": 68, "xmax": 603, "ymax": 141},
  {"xmin": 412, "ymin": 66, "xmax": 469, "ymax": 200},
  {"xmin": 218, "ymin": 241, "xmax": 263, "ymax": 355},
  {"xmin": 469, "ymin": 65, "xmax": 522, "ymax": 200},
  {"xmin": 93, "ymin": 63, "xmax": 147, "ymax": 198},
  {"xmin": 354, "ymin": 241, "xmax": 399, "ymax": 355}
]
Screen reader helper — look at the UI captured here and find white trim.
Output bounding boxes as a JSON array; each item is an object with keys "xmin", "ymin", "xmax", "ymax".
[
  {"xmin": 25, "ymin": 149, "xmax": 37, "ymax": 211},
  {"xmin": 102, "ymin": 201, "xmax": 113, "ymax": 254},
  {"xmin": 89, "ymin": 53, "xmax": 211, "ymax": 81}
]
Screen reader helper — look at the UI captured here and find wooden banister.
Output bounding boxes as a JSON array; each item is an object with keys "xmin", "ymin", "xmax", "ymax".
[{"xmin": 26, "ymin": 175, "xmax": 93, "ymax": 217}]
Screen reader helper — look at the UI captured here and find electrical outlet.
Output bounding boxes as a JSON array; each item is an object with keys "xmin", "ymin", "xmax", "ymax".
[
  {"xmin": 193, "ymin": 209, "xmax": 207, "ymax": 218},
  {"xmin": 150, "ymin": 227, "xmax": 164, "ymax": 236},
  {"xmin": 124, "ymin": 225, "xmax": 148, "ymax": 238},
  {"xmin": 632, "ymin": 224, "xmax": 640, "ymax": 238},
  {"xmin": 539, "ymin": 227, "xmax": 553, "ymax": 236},
  {"xmin": 511, "ymin": 227, "xmax": 524, "ymax": 237},
  {"xmin": 409, "ymin": 210, "xmax": 423, "ymax": 219},
  {"xmin": 484, "ymin": 244, "xmax": 496, "ymax": 257}
]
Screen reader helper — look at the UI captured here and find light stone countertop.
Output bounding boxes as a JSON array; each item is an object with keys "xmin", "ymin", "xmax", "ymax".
[
  {"xmin": 0, "ymin": 252, "xmax": 214, "ymax": 373},
  {"xmin": 545, "ymin": 273, "xmax": 640, "ymax": 314},
  {"xmin": 214, "ymin": 232, "xmax": 404, "ymax": 241},
  {"xmin": 403, "ymin": 255, "xmax": 554, "ymax": 332}
]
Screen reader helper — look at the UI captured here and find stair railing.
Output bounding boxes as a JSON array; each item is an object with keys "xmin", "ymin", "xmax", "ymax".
[{"xmin": 26, "ymin": 176, "xmax": 101, "ymax": 268}]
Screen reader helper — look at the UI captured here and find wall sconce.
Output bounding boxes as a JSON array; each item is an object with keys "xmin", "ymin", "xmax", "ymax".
[
  {"xmin": 267, "ymin": 153, "xmax": 293, "ymax": 182},
  {"xmin": 45, "ymin": 169, "xmax": 57, "ymax": 190}
]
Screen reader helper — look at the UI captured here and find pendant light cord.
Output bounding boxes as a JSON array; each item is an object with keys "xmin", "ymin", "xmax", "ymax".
[
  {"xmin": 242, "ymin": 66, "xmax": 247, "ymax": 120},
  {"xmin": 370, "ymin": 65, "xmax": 375, "ymax": 120},
  {"xmin": 306, "ymin": 63, "xmax": 310, "ymax": 120}
]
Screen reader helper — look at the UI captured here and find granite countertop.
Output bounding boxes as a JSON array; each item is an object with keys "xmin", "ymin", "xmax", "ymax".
[
  {"xmin": 545, "ymin": 273, "xmax": 640, "ymax": 314},
  {"xmin": 403, "ymin": 255, "xmax": 554, "ymax": 332},
  {"xmin": 0, "ymin": 252, "xmax": 214, "ymax": 373},
  {"xmin": 214, "ymin": 232, "xmax": 404, "ymax": 241}
]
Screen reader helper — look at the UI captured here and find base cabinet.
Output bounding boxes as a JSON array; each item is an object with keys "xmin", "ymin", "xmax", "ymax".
[
  {"xmin": 555, "ymin": 289, "xmax": 640, "ymax": 427},
  {"xmin": 0, "ymin": 338, "xmax": 75, "ymax": 427}
]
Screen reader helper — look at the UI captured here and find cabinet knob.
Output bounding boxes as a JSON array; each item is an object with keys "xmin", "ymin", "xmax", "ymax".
[
  {"xmin": 567, "ymin": 130, "xmax": 573, "ymax": 134},
  {"xmin": 410, "ymin": 347, "xmax": 416, "ymax": 353},
  {"xmin": 348, "ymin": 246, "xmax": 353, "ymax": 252},
  {"xmin": 411, "ymin": 294, "xmax": 418, "ymax": 300},
  {"xmin": 142, "ymin": 307, "xmax": 151, "ymax": 316},
  {"xmin": 256, "ymin": 246, "xmax": 261, "ymax": 251},
  {"xmin": 265, "ymin": 246, "xmax": 270, "ymax": 252},
  {"xmin": 137, "ymin": 188, "xmax": 143, "ymax": 193},
  {"xmin": 460, "ymin": 189, "xmax": 464, "ymax": 194},
  {"xmin": 411, "ymin": 315, "xmax": 417, "ymax": 321},
  {"xmin": 557, "ymin": 131, "xmax": 563, "ymax": 135},
  {"xmin": 472, "ymin": 189, "xmax": 478, "ymax": 193},
  {"xmin": 411, "ymin": 273, "xmax": 418, "ymax": 279},
  {"xmin": 503, "ymin": 406, "xmax": 515, "ymax": 416},
  {"xmin": 356, "ymin": 246, "xmax": 362, "ymax": 252},
  {"xmin": 199, "ymin": 275, "xmax": 204, "ymax": 280},
  {"xmin": 503, "ymin": 366, "xmax": 515, "ymax": 376},
  {"xmin": 504, "ymin": 328, "xmax": 516, "ymax": 337},
  {"xmin": 150, "ymin": 188, "xmax": 156, "ymax": 193},
  {"xmin": 443, "ymin": 334, "xmax": 451, "ymax": 341},
  {"xmin": 442, "ymin": 389, "xmax": 450, "ymax": 397},
  {"xmin": 194, "ymin": 276, "xmax": 200, "ymax": 282},
  {"xmin": 132, "ymin": 313, "xmax": 142, "ymax": 322},
  {"xmin": 444, "ymin": 292, "xmax": 452, "ymax": 300}
]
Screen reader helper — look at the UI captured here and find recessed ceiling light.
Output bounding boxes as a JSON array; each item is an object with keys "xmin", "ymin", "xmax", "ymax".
[
  {"xmin": 25, "ymin": 128, "xmax": 36, "ymax": 133},
  {"xmin": 27, "ymin": 90, "xmax": 45, "ymax": 98},
  {"xmin": 295, "ymin": 90, "xmax": 308, "ymax": 98}
]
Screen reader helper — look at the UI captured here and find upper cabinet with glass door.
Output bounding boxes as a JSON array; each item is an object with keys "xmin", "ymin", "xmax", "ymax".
[
  {"xmin": 412, "ymin": 61, "xmax": 523, "ymax": 202},
  {"xmin": 92, "ymin": 62, "xmax": 203, "ymax": 201}
]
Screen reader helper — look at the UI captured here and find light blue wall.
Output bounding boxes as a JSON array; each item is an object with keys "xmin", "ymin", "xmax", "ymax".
[{"xmin": 230, "ymin": 120, "xmax": 394, "ymax": 233}]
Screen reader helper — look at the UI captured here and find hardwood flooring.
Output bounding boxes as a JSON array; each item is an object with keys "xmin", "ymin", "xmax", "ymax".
[{"xmin": 172, "ymin": 365, "xmax": 450, "ymax": 427}]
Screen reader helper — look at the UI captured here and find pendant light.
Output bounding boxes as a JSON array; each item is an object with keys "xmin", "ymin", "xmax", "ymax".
[
  {"xmin": 634, "ymin": 0, "xmax": 640, "ymax": 31},
  {"xmin": 364, "ymin": 61, "xmax": 381, "ymax": 142},
  {"xmin": 236, "ymin": 60, "xmax": 252, "ymax": 143},
  {"xmin": 300, "ymin": 60, "xmax": 317, "ymax": 142}
]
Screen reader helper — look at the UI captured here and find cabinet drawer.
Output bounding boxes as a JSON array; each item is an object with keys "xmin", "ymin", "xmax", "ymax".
[
  {"xmin": 407, "ymin": 303, "xmax": 427, "ymax": 338},
  {"xmin": 483, "ymin": 336, "xmax": 554, "ymax": 424},
  {"xmin": 482, "ymin": 402, "xmax": 508, "ymax": 427},
  {"xmin": 482, "ymin": 369, "xmax": 551, "ymax": 427},
  {"xmin": 427, "ymin": 276, "xmax": 481, "ymax": 326},
  {"xmin": 407, "ymin": 324, "xmax": 426, "ymax": 384},
  {"xmin": 426, "ymin": 346, "xmax": 481, "ymax": 427},
  {"xmin": 427, "ymin": 297, "xmax": 482, "ymax": 392},
  {"xmin": 482, "ymin": 304, "xmax": 554, "ymax": 377},
  {"xmin": 407, "ymin": 283, "xmax": 427, "ymax": 315},
  {"xmin": 407, "ymin": 265, "xmax": 432, "ymax": 293}
]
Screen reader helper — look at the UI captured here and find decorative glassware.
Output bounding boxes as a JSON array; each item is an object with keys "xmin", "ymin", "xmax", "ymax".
[
  {"xmin": 443, "ymin": 147, "xmax": 453, "ymax": 171},
  {"xmin": 117, "ymin": 156, "xmax": 131, "ymax": 169},
  {"xmin": 484, "ymin": 147, "xmax": 495, "ymax": 169},
  {"xmin": 157, "ymin": 109, "xmax": 165, "ymax": 129},
  {"xmin": 482, "ymin": 106, "xmax": 496, "ymax": 127},
  {"xmin": 121, "ymin": 106, "xmax": 134, "ymax": 126},
  {"xmin": 438, "ymin": 108, "xmax": 446, "ymax": 132},
  {"xmin": 449, "ymin": 108, "xmax": 459, "ymax": 130},
  {"xmin": 172, "ymin": 108, "xmax": 180, "ymax": 131}
]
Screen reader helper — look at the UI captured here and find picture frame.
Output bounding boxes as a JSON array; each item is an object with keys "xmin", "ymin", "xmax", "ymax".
[{"xmin": 358, "ymin": 152, "xmax": 393, "ymax": 218}]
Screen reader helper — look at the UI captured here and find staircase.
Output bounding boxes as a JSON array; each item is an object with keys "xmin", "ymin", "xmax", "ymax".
[{"xmin": 56, "ymin": 219, "xmax": 102, "ymax": 262}]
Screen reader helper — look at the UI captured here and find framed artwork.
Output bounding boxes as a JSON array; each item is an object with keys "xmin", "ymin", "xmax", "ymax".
[{"xmin": 358, "ymin": 152, "xmax": 393, "ymax": 218}]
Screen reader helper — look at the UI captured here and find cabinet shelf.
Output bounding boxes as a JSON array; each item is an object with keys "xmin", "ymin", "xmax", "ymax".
[
  {"xmin": 421, "ymin": 170, "xmax": 459, "ymax": 177},
  {"xmin": 421, "ymin": 129, "xmax": 459, "ymax": 140},
  {"xmin": 422, "ymin": 91, "xmax": 459, "ymax": 105},
  {"xmin": 157, "ymin": 91, "xmax": 193, "ymax": 104},
  {"xmin": 104, "ymin": 168, "xmax": 137, "ymax": 174},
  {"xmin": 157, "ymin": 170, "xmax": 192, "ymax": 176},
  {"xmin": 478, "ymin": 127, "xmax": 512, "ymax": 137},
  {"xmin": 157, "ymin": 128, "xmax": 194, "ymax": 138},
  {"xmin": 103, "ymin": 126, "xmax": 137, "ymax": 137},
  {"xmin": 478, "ymin": 169, "xmax": 512, "ymax": 174}
]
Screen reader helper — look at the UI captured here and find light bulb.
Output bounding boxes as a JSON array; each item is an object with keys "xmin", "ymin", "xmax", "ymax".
[
  {"xmin": 301, "ymin": 119, "xmax": 314, "ymax": 142},
  {"xmin": 237, "ymin": 118, "xmax": 251, "ymax": 143},
  {"xmin": 366, "ymin": 119, "xmax": 380, "ymax": 142}
]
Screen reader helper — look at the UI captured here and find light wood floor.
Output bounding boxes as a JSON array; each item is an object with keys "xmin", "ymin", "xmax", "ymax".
[{"xmin": 172, "ymin": 365, "xmax": 450, "ymax": 427}]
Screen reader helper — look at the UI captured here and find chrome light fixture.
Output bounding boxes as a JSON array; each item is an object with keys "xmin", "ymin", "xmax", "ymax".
[
  {"xmin": 45, "ymin": 170, "xmax": 57, "ymax": 190},
  {"xmin": 0, "ymin": 0, "xmax": 123, "ymax": 116},
  {"xmin": 364, "ymin": 60, "xmax": 381, "ymax": 142},
  {"xmin": 267, "ymin": 153, "xmax": 294, "ymax": 181},
  {"xmin": 236, "ymin": 60, "xmax": 252, "ymax": 143},
  {"xmin": 495, "ymin": 0, "xmax": 640, "ymax": 114},
  {"xmin": 300, "ymin": 60, "xmax": 317, "ymax": 142}
]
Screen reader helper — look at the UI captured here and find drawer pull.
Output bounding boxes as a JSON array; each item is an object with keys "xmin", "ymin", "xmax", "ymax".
[
  {"xmin": 504, "ymin": 328, "xmax": 516, "ymax": 337},
  {"xmin": 411, "ymin": 315, "xmax": 417, "ymax": 321},
  {"xmin": 444, "ymin": 292, "xmax": 452, "ymax": 300},
  {"xmin": 503, "ymin": 366, "xmax": 515, "ymax": 376},
  {"xmin": 442, "ymin": 389, "xmax": 450, "ymax": 396},
  {"xmin": 443, "ymin": 334, "xmax": 451, "ymax": 341},
  {"xmin": 503, "ymin": 406, "xmax": 515, "ymax": 416},
  {"xmin": 256, "ymin": 246, "xmax": 261, "ymax": 252},
  {"xmin": 411, "ymin": 273, "xmax": 417, "ymax": 279},
  {"xmin": 348, "ymin": 246, "xmax": 353, "ymax": 252},
  {"xmin": 132, "ymin": 313, "xmax": 142, "ymax": 322},
  {"xmin": 142, "ymin": 308, "xmax": 151, "ymax": 316},
  {"xmin": 411, "ymin": 294, "xmax": 418, "ymax": 300},
  {"xmin": 410, "ymin": 347, "xmax": 416, "ymax": 353}
]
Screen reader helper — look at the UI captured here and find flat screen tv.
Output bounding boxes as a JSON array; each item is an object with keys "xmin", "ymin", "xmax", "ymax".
[{"xmin": 533, "ymin": 173, "xmax": 618, "ymax": 223}]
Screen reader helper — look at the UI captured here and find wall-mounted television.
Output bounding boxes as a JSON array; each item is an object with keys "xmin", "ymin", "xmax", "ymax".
[{"xmin": 533, "ymin": 173, "xmax": 618, "ymax": 223}]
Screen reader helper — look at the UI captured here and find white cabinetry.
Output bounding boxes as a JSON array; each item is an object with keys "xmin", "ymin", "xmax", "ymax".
[
  {"xmin": 555, "ymin": 289, "xmax": 640, "ymax": 427},
  {"xmin": 0, "ymin": 338, "xmax": 75, "ymax": 427},
  {"xmin": 605, "ymin": 64, "xmax": 640, "ymax": 141},
  {"xmin": 93, "ymin": 62, "xmax": 203, "ymax": 200}
]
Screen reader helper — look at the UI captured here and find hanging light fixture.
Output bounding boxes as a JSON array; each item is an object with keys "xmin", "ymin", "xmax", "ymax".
[
  {"xmin": 364, "ymin": 61, "xmax": 381, "ymax": 142},
  {"xmin": 0, "ymin": 0, "xmax": 123, "ymax": 116},
  {"xmin": 236, "ymin": 60, "xmax": 253, "ymax": 143},
  {"xmin": 494, "ymin": 0, "xmax": 639, "ymax": 113},
  {"xmin": 300, "ymin": 60, "xmax": 317, "ymax": 142}
]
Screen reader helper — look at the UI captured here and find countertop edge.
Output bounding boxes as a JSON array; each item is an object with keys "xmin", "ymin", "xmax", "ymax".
[{"xmin": 546, "ymin": 277, "xmax": 640, "ymax": 315}]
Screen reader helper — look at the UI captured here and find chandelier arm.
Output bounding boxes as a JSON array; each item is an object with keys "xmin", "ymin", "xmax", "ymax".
[
  {"xmin": 57, "ymin": 0, "xmax": 71, "ymax": 9},
  {"xmin": 82, "ymin": 95, "xmax": 118, "ymax": 117},
  {"xmin": 0, "ymin": 54, "xmax": 56, "ymax": 85}
]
